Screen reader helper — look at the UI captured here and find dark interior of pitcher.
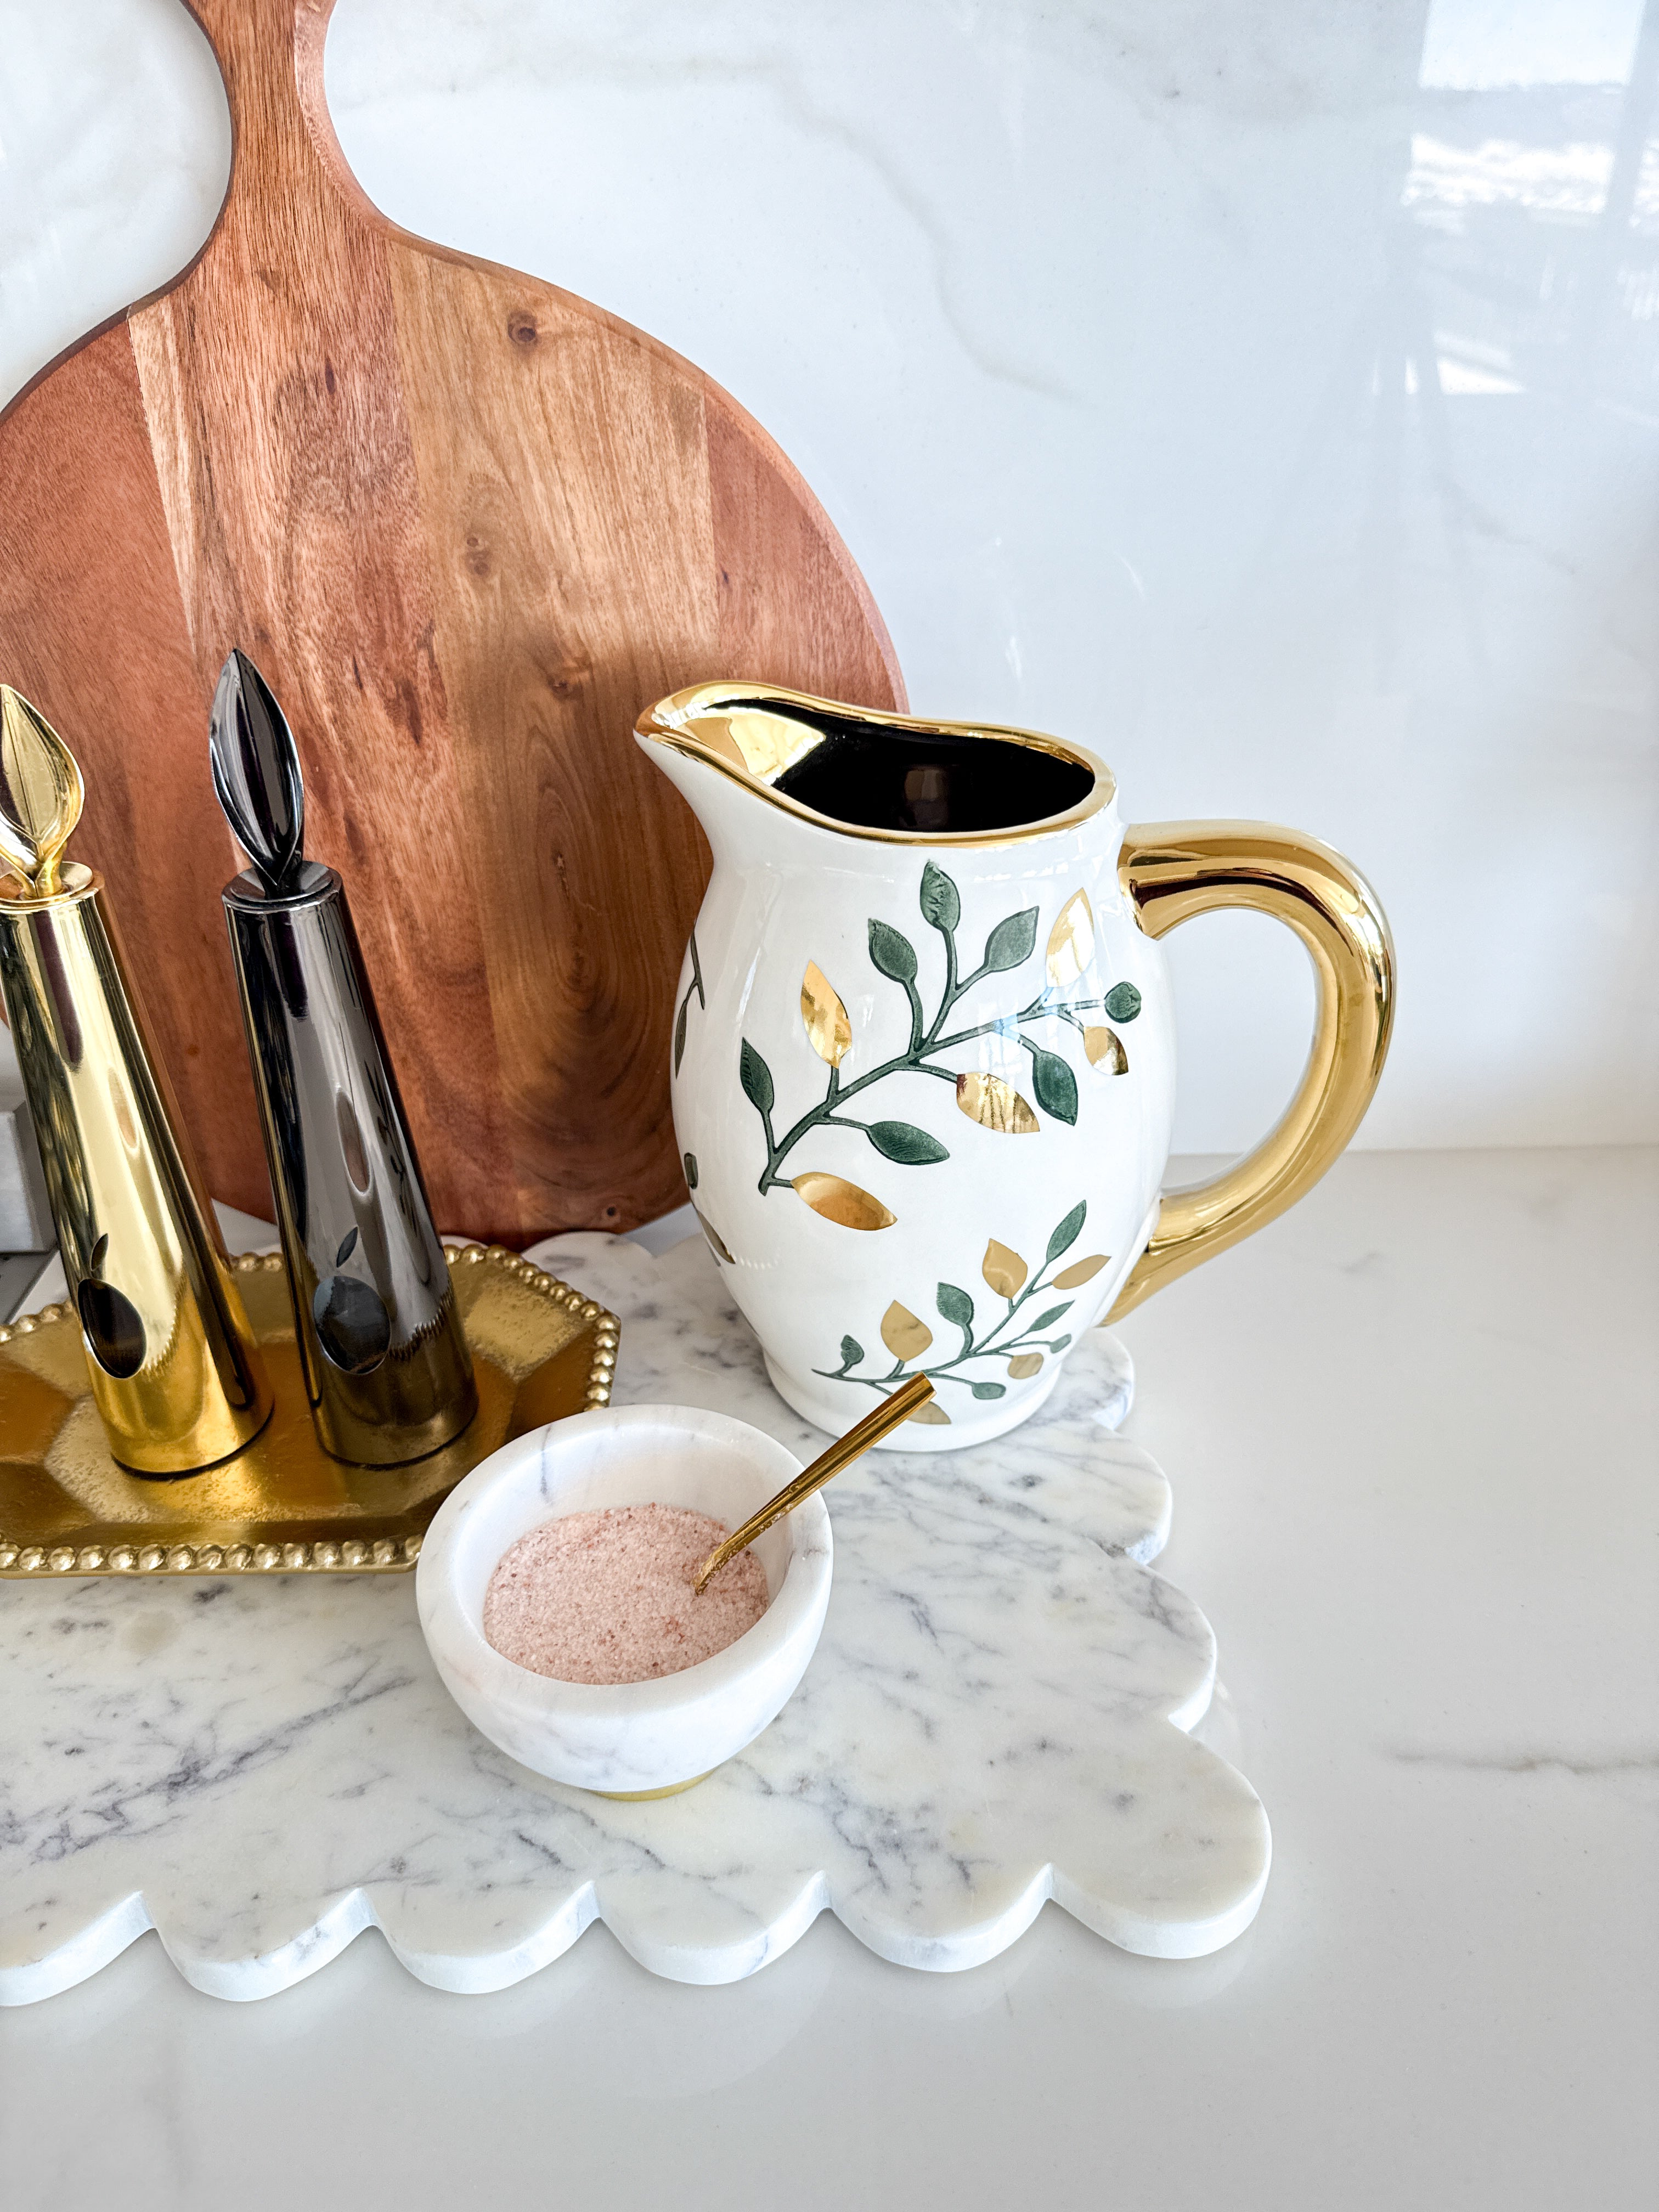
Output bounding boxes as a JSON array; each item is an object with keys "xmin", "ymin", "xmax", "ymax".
[{"xmin": 725, "ymin": 697, "xmax": 1096, "ymax": 834}]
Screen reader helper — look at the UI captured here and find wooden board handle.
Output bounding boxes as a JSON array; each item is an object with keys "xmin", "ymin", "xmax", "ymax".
[{"xmin": 182, "ymin": 0, "xmax": 363, "ymax": 224}]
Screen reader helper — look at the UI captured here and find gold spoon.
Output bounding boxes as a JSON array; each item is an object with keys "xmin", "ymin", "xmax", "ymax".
[{"xmin": 692, "ymin": 1371, "xmax": 936, "ymax": 1593}]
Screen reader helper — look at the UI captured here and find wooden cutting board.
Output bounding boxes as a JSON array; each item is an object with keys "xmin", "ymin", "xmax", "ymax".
[{"xmin": 0, "ymin": 0, "xmax": 902, "ymax": 1242}]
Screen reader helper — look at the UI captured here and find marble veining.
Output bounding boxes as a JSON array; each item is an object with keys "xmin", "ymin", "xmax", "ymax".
[{"xmin": 0, "ymin": 1232, "xmax": 1267, "ymax": 2002}]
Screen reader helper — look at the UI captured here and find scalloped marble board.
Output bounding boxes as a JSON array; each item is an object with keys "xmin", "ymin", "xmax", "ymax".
[{"xmin": 0, "ymin": 1233, "xmax": 1269, "ymax": 2003}]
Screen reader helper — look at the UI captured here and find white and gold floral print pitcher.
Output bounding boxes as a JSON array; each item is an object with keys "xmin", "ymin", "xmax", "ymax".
[{"xmin": 637, "ymin": 684, "xmax": 1393, "ymax": 1449}]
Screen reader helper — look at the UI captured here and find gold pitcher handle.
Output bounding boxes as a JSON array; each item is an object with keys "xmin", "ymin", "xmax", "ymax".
[{"xmin": 1107, "ymin": 821, "xmax": 1395, "ymax": 1323}]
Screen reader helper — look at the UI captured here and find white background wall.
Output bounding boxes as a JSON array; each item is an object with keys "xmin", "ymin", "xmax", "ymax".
[{"xmin": 1, "ymin": 0, "xmax": 1654, "ymax": 1155}]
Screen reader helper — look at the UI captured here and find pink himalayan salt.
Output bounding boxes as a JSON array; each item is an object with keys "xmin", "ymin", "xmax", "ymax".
[{"xmin": 482, "ymin": 1502, "xmax": 769, "ymax": 1686}]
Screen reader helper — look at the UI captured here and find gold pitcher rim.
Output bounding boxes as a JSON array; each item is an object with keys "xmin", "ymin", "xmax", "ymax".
[{"xmin": 635, "ymin": 681, "xmax": 1116, "ymax": 847}]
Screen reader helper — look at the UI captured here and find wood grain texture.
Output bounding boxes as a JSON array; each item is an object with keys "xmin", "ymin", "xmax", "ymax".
[{"xmin": 0, "ymin": 0, "xmax": 902, "ymax": 1239}]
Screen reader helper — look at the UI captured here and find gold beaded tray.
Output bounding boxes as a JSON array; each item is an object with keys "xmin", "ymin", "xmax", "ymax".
[{"xmin": 0, "ymin": 1244, "xmax": 617, "ymax": 1578}]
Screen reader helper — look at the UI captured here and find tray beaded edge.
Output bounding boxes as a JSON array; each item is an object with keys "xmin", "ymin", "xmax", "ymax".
[{"xmin": 0, "ymin": 1242, "xmax": 618, "ymax": 1577}]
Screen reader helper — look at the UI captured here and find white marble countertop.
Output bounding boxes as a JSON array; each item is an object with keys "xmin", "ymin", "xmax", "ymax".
[{"xmin": 0, "ymin": 1144, "xmax": 1651, "ymax": 2209}]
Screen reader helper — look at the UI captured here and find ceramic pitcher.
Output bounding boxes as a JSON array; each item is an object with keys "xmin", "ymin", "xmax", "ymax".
[{"xmin": 637, "ymin": 684, "xmax": 1393, "ymax": 1450}]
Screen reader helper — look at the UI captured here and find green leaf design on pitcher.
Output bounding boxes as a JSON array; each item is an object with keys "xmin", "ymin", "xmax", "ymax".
[
  {"xmin": 1047, "ymin": 1201, "xmax": 1087, "ymax": 1262},
  {"xmin": 742, "ymin": 864, "xmax": 1147, "ymax": 1217},
  {"xmin": 982, "ymin": 907, "xmax": 1039, "ymax": 973},
  {"xmin": 1024, "ymin": 1043, "xmax": 1078, "ymax": 1125},
  {"xmin": 867, "ymin": 919, "xmax": 918, "ymax": 981},
  {"xmin": 814, "ymin": 1200, "xmax": 1114, "ymax": 1410},
  {"xmin": 867, "ymin": 1121, "xmax": 950, "ymax": 1165},
  {"xmin": 673, "ymin": 929, "xmax": 706, "ymax": 1076},
  {"xmin": 740, "ymin": 1039, "xmax": 775, "ymax": 1115},
  {"xmin": 919, "ymin": 859, "xmax": 960, "ymax": 931}
]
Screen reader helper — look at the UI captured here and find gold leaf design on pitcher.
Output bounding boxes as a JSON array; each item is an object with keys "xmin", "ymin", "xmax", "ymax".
[
  {"xmin": 1083, "ymin": 1025, "xmax": 1127, "ymax": 1075},
  {"xmin": 1046, "ymin": 890, "xmax": 1095, "ymax": 990},
  {"xmin": 981, "ymin": 1239, "xmax": 1028, "ymax": 1297},
  {"xmin": 907, "ymin": 1400, "xmax": 951, "ymax": 1425},
  {"xmin": 747, "ymin": 864, "xmax": 1146, "ymax": 1211},
  {"xmin": 800, "ymin": 961, "xmax": 852, "ymax": 1065},
  {"xmin": 791, "ymin": 1172, "xmax": 896, "ymax": 1231},
  {"xmin": 815, "ymin": 1200, "xmax": 1096, "ymax": 1413},
  {"xmin": 956, "ymin": 1071, "xmax": 1039, "ymax": 1135},
  {"xmin": 1053, "ymin": 1252, "xmax": 1110, "ymax": 1289},
  {"xmin": 695, "ymin": 1209, "xmax": 736, "ymax": 1263},
  {"xmin": 881, "ymin": 1301, "xmax": 933, "ymax": 1359}
]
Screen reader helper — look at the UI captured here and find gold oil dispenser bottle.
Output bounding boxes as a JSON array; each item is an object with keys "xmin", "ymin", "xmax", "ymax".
[
  {"xmin": 0, "ymin": 688, "xmax": 272, "ymax": 1474},
  {"xmin": 211, "ymin": 650, "xmax": 476, "ymax": 1466}
]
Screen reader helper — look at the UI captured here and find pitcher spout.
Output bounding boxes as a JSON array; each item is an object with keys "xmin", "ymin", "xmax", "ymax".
[
  {"xmin": 632, "ymin": 688, "xmax": 819, "ymax": 870},
  {"xmin": 634, "ymin": 681, "xmax": 1114, "ymax": 854}
]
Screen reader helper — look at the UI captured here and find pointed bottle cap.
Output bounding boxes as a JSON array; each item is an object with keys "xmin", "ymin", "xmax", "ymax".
[
  {"xmin": 209, "ymin": 649, "xmax": 306, "ymax": 896},
  {"xmin": 0, "ymin": 687, "xmax": 85, "ymax": 896}
]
